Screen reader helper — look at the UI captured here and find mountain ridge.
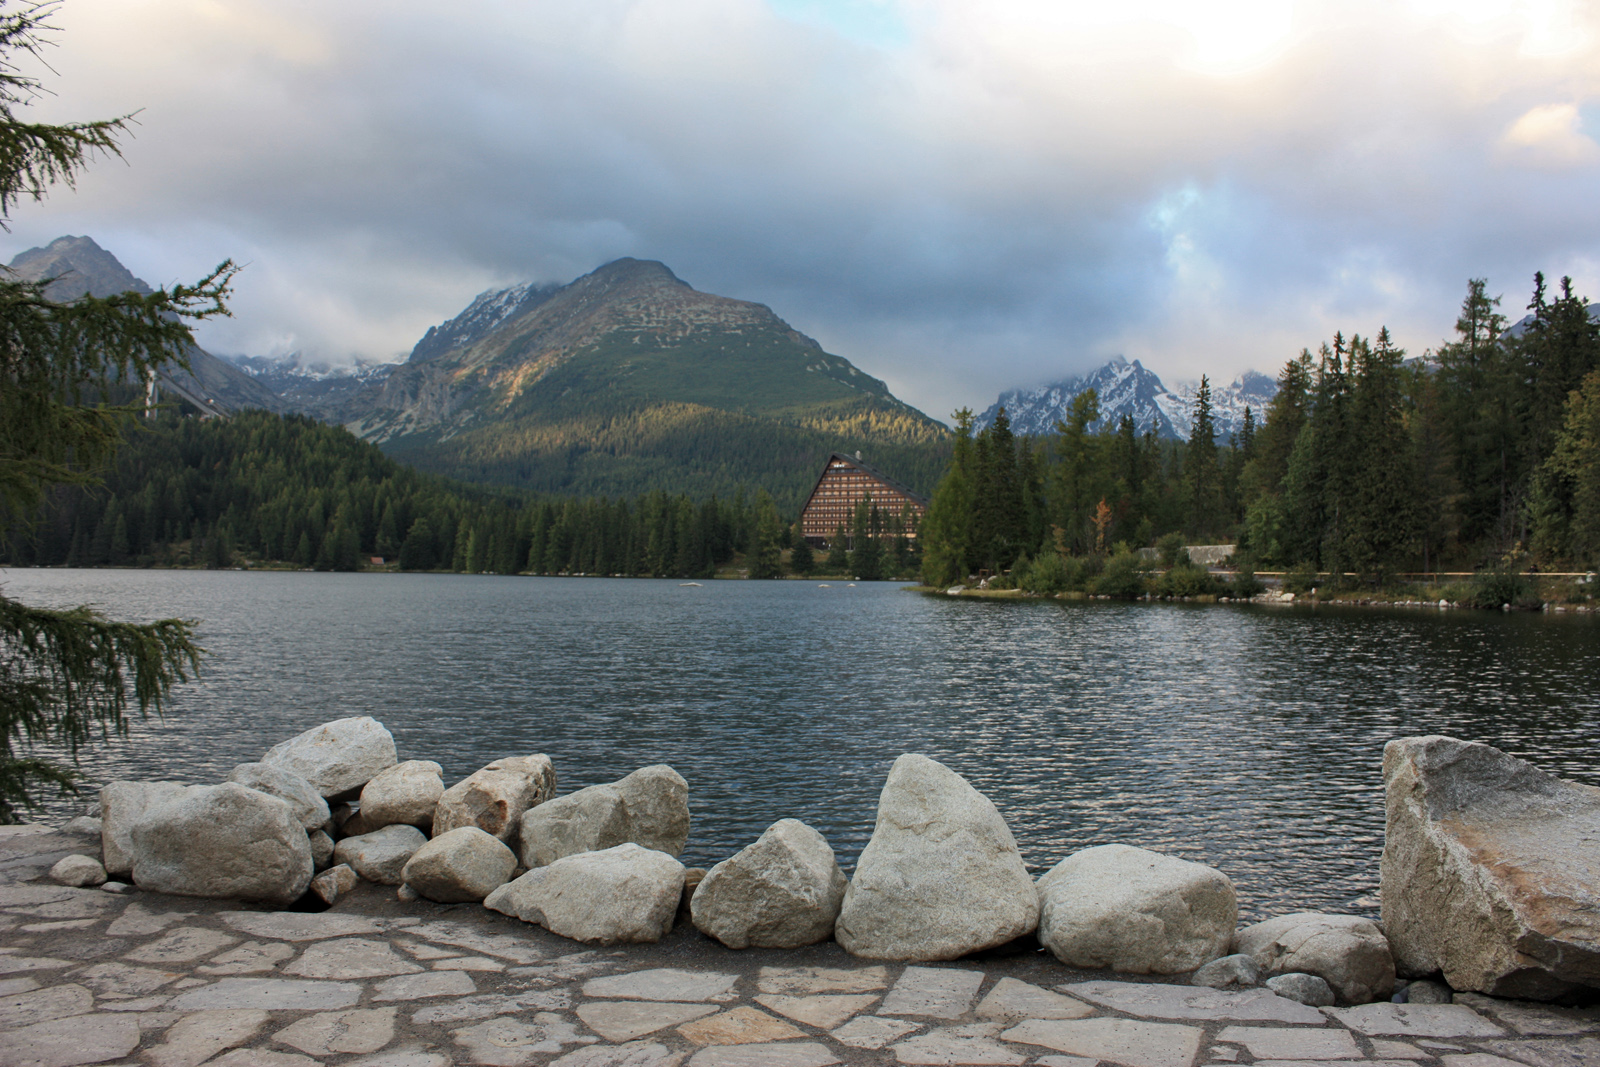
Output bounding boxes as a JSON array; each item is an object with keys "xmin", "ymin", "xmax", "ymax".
[{"xmin": 979, "ymin": 356, "xmax": 1276, "ymax": 443}]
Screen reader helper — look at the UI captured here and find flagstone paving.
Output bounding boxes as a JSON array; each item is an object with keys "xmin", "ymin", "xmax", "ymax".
[{"xmin": 3, "ymin": 824, "xmax": 1600, "ymax": 1067}]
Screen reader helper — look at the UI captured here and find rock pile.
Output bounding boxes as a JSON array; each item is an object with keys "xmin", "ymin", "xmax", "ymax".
[{"xmin": 65, "ymin": 720, "xmax": 1596, "ymax": 1007}]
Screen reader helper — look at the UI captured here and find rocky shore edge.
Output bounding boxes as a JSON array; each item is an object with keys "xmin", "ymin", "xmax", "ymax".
[{"xmin": 35, "ymin": 719, "xmax": 1598, "ymax": 1016}]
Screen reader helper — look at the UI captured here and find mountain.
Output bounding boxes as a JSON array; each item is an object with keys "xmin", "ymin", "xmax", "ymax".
[
  {"xmin": 341, "ymin": 258, "xmax": 950, "ymax": 504},
  {"xmin": 6, "ymin": 236, "xmax": 289, "ymax": 416},
  {"xmin": 978, "ymin": 356, "xmax": 1276, "ymax": 442},
  {"xmin": 219, "ymin": 352, "xmax": 395, "ymax": 422},
  {"xmin": 1506, "ymin": 303, "xmax": 1600, "ymax": 337}
]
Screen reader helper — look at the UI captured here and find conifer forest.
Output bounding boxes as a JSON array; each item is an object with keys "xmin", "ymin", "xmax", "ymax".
[{"xmin": 917, "ymin": 276, "xmax": 1600, "ymax": 591}]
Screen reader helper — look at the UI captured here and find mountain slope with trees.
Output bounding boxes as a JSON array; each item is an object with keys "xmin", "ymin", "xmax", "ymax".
[{"xmin": 340, "ymin": 258, "xmax": 951, "ymax": 507}]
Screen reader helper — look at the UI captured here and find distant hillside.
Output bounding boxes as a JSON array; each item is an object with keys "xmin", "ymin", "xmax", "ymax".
[
  {"xmin": 5, "ymin": 236, "xmax": 288, "ymax": 417},
  {"xmin": 979, "ymin": 356, "xmax": 1276, "ymax": 442},
  {"xmin": 340, "ymin": 258, "xmax": 951, "ymax": 506}
]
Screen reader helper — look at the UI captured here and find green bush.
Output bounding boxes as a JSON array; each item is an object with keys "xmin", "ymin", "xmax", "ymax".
[
  {"xmin": 1466, "ymin": 565, "xmax": 1538, "ymax": 610},
  {"xmin": 1155, "ymin": 532, "xmax": 1189, "ymax": 567},
  {"xmin": 1283, "ymin": 561, "xmax": 1319, "ymax": 595},
  {"xmin": 1229, "ymin": 554, "xmax": 1264, "ymax": 598},
  {"xmin": 1093, "ymin": 548, "xmax": 1149, "ymax": 599},
  {"xmin": 1155, "ymin": 561, "xmax": 1219, "ymax": 598},
  {"xmin": 1019, "ymin": 551, "xmax": 1080, "ymax": 595}
]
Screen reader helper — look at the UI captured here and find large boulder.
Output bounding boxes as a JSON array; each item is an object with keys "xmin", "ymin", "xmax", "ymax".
[
  {"xmin": 485, "ymin": 842, "xmax": 685, "ymax": 944},
  {"xmin": 834, "ymin": 754, "xmax": 1038, "ymax": 960},
  {"xmin": 691, "ymin": 818, "xmax": 848, "ymax": 949},
  {"xmin": 1037, "ymin": 844, "xmax": 1237, "ymax": 975},
  {"xmin": 228, "ymin": 763, "xmax": 330, "ymax": 830},
  {"xmin": 128, "ymin": 782, "xmax": 314, "ymax": 905},
  {"xmin": 334, "ymin": 824, "xmax": 429, "ymax": 885},
  {"xmin": 1234, "ymin": 912, "xmax": 1395, "ymax": 1004},
  {"xmin": 1380, "ymin": 735, "xmax": 1600, "ymax": 1000},
  {"xmin": 401, "ymin": 826, "xmax": 518, "ymax": 903},
  {"xmin": 100, "ymin": 780, "xmax": 197, "ymax": 878},
  {"xmin": 519, "ymin": 764, "xmax": 689, "ymax": 867},
  {"xmin": 261, "ymin": 716, "xmax": 397, "ymax": 798},
  {"xmin": 359, "ymin": 760, "xmax": 445, "ymax": 829},
  {"xmin": 434, "ymin": 755, "xmax": 557, "ymax": 842}
]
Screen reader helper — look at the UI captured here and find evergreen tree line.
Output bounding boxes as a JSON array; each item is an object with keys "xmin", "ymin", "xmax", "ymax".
[
  {"xmin": 1, "ymin": 409, "xmax": 921, "ymax": 580},
  {"xmin": 920, "ymin": 275, "xmax": 1600, "ymax": 589}
]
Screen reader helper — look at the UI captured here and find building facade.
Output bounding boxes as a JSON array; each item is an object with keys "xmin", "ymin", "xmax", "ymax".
[{"xmin": 798, "ymin": 452, "xmax": 930, "ymax": 545}]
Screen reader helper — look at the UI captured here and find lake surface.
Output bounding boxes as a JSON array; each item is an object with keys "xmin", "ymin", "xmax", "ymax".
[{"xmin": 5, "ymin": 568, "xmax": 1597, "ymax": 921}]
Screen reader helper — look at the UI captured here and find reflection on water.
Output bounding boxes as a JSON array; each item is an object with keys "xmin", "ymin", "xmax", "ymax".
[{"xmin": 6, "ymin": 568, "xmax": 1597, "ymax": 920}]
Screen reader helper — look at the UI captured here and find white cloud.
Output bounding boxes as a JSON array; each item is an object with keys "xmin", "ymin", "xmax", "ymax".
[{"xmin": 3, "ymin": 0, "xmax": 1599, "ymax": 420}]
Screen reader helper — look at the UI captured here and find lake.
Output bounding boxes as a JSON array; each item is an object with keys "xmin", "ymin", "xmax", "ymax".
[{"xmin": 5, "ymin": 568, "xmax": 1597, "ymax": 921}]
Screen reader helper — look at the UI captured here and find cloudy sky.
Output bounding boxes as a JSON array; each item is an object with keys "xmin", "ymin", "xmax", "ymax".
[{"xmin": 7, "ymin": 0, "xmax": 1598, "ymax": 421}]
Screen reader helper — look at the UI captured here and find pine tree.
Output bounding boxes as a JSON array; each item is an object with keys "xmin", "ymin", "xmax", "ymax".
[
  {"xmin": 1186, "ymin": 375, "xmax": 1218, "ymax": 538},
  {"xmin": 789, "ymin": 526, "xmax": 814, "ymax": 576},
  {"xmin": 1342, "ymin": 329, "xmax": 1418, "ymax": 582},
  {"xmin": 825, "ymin": 524, "xmax": 850, "ymax": 574},
  {"xmin": 919, "ymin": 409, "xmax": 977, "ymax": 585},
  {"xmin": 0, "ymin": 4, "xmax": 217, "ymax": 820},
  {"xmin": 849, "ymin": 498, "xmax": 885, "ymax": 580}
]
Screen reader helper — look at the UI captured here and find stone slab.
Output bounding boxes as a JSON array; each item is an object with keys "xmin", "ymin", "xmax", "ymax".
[
  {"xmin": 0, "ymin": 982, "xmax": 92, "ymax": 1029},
  {"xmin": 106, "ymin": 903, "xmax": 189, "ymax": 937},
  {"xmin": 168, "ymin": 976, "xmax": 363, "ymax": 1010},
  {"xmin": 678, "ymin": 1006, "xmax": 805, "ymax": 1046},
  {"xmin": 0, "ymin": 1012, "xmax": 141, "ymax": 1067},
  {"xmin": 830, "ymin": 1015, "xmax": 922, "ymax": 1049},
  {"xmin": 411, "ymin": 990, "xmax": 574, "ymax": 1025},
  {"xmin": 372, "ymin": 969, "xmax": 479, "ymax": 1001},
  {"xmin": 450, "ymin": 1012, "xmax": 594, "ymax": 1066},
  {"xmin": 74, "ymin": 961, "xmax": 180, "ymax": 996},
  {"xmin": 1479, "ymin": 1038, "xmax": 1600, "ymax": 1066},
  {"xmin": 753, "ymin": 993, "xmax": 880, "ymax": 1030},
  {"xmin": 975, "ymin": 977, "xmax": 1094, "ymax": 1021},
  {"xmin": 891, "ymin": 1022, "xmax": 1027, "ymax": 1065},
  {"xmin": 1000, "ymin": 1017, "xmax": 1203, "ymax": 1067},
  {"xmin": 144, "ymin": 1009, "xmax": 270, "ymax": 1067},
  {"xmin": 578, "ymin": 1001, "xmax": 721, "ymax": 1042},
  {"xmin": 1216, "ymin": 1024, "xmax": 1361, "ymax": 1059},
  {"xmin": 218, "ymin": 911, "xmax": 383, "ymax": 941},
  {"xmin": 1454, "ymin": 993, "xmax": 1600, "ymax": 1036},
  {"xmin": 1327, "ymin": 1003, "xmax": 1507, "ymax": 1038},
  {"xmin": 433, "ymin": 955, "xmax": 505, "ymax": 971},
  {"xmin": 756, "ymin": 965, "xmax": 888, "ymax": 996},
  {"xmin": 584, "ymin": 968, "xmax": 739, "ymax": 1002},
  {"xmin": 880, "ymin": 966, "xmax": 984, "ymax": 1019},
  {"xmin": 281, "ymin": 936, "xmax": 423, "ymax": 979},
  {"xmin": 1064, "ymin": 979, "xmax": 1328, "ymax": 1024},
  {"xmin": 197, "ymin": 940, "xmax": 296, "ymax": 975},
  {"xmin": 548, "ymin": 1043, "xmax": 685, "ymax": 1067},
  {"xmin": 207, "ymin": 1050, "xmax": 320, "ymax": 1067},
  {"xmin": 122, "ymin": 927, "xmax": 239, "ymax": 964},
  {"xmin": 404, "ymin": 921, "xmax": 546, "ymax": 963},
  {"xmin": 685, "ymin": 1044, "xmax": 840, "ymax": 1067},
  {"xmin": 274, "ymin": 1006, "xmax": 398, "ymax": 1055}
]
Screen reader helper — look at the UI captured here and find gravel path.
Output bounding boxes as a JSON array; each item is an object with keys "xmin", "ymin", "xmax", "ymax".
[{"xmin": 3, "ymin": 824, "xmax": 1597, "ymax": 1067}]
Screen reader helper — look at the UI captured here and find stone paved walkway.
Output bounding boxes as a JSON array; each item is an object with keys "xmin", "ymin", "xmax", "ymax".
[{"xmin": 3, "ymin": 825, "xmax": 1598, "ymax": 1067}]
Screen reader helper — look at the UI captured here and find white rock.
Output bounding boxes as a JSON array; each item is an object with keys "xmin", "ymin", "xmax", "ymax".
[
  {"xmin": 308, "ymin": 829, "xmax": 335, "ymax": 869},
  {"xmin": 98, "ymin": 780, "xmax": 196, "ymax": 878},
  {"xmin": 1037, "ymin": 844, "xmax": 1237, "ymax": 974},
  {"xmin": 359, "ymin": 760, "xmax": 445, "ymax": 829},
  {"xmin": 48, "ymin": 854, "xmax": 106, "ymax": 887},
  {"xmin": 1381, "ymin": 735, "xmax": 1600, "ymax": 1000},
  {"xmin": 310, "ymin": 863, "xmax": 360, "ymax": 905},
  {"xmin": 227, "ymin": 763, "xmax": 330, "ymax": 829},
  {"xmin": 1234, "ymin": 911, "xmax": 1396, "ymax": 1004},
  {"xmin": 519, "ymin": 764, "xmax": 687, "ymax": 866},
  {"xmin": 334, "ymin": 823, "xmax": 428, "ymax": 885},
  {"xmin": 834, "ymin": 754, "xmax": 1038, "ymax": 961},
  {"xmin": 1190, "ymin": 954, "xmax": 1261, "ymax": 990},
  {"xmin": 402, "ymin": 826, "xmax": 518, "ymax": 903},
  {"xmin": 485, "ymin": 842, "xmax": 685, "ymax": 944},
  {"xmin": 261, "ymin": 716, "xmax": 397, "ymax": 798},
  {"xmin": 128, "ymin": 782, "xmax": 313, "ymax": 906},
  {"xmin": 434, "ymin": 755, "xmax": 557, "ymax": 843},
  {"xmin": 59, "ymin": 816, "xmax": 101, "ymax": 836},
  {"xmin": 1264, "ymin": 972, "xmax": 1336, "ymax": 1006},
  {"xmin": 691, "ymin": 819, "xmax": 847, "ymax": 949}
]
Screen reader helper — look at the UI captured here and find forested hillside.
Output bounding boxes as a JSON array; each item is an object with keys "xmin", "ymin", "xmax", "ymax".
[
  {"xmin": 0, "ymin": 411, "xmax": 818, "ymax": 579},
  {"xmin": 921, "ymin": 275, "xmax": 1600, "ymax": 587}
]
